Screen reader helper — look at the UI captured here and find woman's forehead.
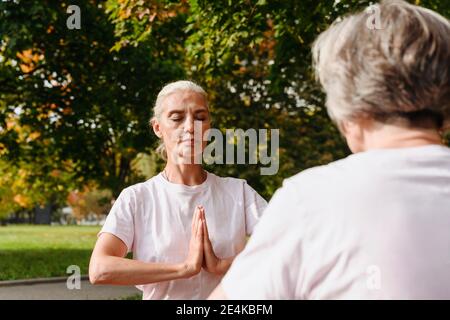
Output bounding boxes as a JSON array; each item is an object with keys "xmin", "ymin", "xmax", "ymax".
[{"xmin": 163, "ymin": 90, "xmax": 208, "ymax": 111}]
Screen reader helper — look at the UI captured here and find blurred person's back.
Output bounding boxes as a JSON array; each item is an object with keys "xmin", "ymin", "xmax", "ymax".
[
  {"xmin": 279, "ymin": 144, "xmax": 450, "ymax": 299},
  {"xmin": 215, "ymin": 0, "xmax": 450, "ymax": 300},
  {"xmin": 221, "ymin": 144, "xmax": 450, "ymax": 299}
]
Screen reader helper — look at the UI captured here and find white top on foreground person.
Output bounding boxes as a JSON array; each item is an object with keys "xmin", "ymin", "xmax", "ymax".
[
  {"xmin": 100, "ymin": 171, "xmax": 266, "ymax": 299},
  {"xmin": 218, "ymin": 144, "xmax": 450, "ymax": 299},
  {"xmin": 210, "ymin": 0, "xmax": 450, "ymax": 299},
  {"xmin": 89, "ymin": 80, "xmax": 267, "ymax": 299}
]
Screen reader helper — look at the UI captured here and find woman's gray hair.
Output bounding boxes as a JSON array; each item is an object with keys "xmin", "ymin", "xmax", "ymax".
[
  {"xmin": 312, "ymin": 0, "xmax": 450, "ymax": 129},
  {"xmin": 150, "ymin": 80, "xmax": 208, "ymax": 160}
]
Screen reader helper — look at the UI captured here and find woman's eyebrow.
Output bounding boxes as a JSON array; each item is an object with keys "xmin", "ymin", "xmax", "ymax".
[
  {"xmin": 167, "ymin": 109, "xmax": 184, "ymax": 116},
  {"xmin": 167, "ymin": 107, "xmax": 208, "ymax": 116}
]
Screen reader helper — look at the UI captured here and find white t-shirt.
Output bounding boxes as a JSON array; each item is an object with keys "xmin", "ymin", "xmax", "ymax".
[
  {"xmin": 99, "ymin": 171, "xmax": 267, "ymax": 299},
  {"xmin": 222, "ymin": 145, "xmax": 450, "ymax": 299}
]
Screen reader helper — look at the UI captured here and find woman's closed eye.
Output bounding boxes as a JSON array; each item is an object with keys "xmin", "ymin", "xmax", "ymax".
[
  {"xmin": 195, "ymin": 115, "xmax": 208, "ymax": 121},
  {"xmin": 170, "ymin": 115, "xmax": 207, "ymax": 122},
  {"xmin": 170, "ymin": 116, "xmax": 183, "ymax": 122}
]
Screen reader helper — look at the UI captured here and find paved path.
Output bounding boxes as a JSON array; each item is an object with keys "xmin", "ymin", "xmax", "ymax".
[{"xmin": 0, "ymin": 280, "xmax": 141, "ymax": 300}]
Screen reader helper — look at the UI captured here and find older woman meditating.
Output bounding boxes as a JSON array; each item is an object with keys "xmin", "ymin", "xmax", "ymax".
[
  {"xmin": 89, "ymin": 80, "xmax": 267, "ymax": 299},
  {"xmin": 211, "ymin": 0, "xmax": 450, "ymax": 299}
]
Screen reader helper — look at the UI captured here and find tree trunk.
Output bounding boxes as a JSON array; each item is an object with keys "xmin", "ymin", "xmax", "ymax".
[
  {"xmin": 112, "ymin": 155, "xmax": 131, "ymax": 200},
  {"xmin": 34, "ymin": 203, "xmax": 53, "ymax": 225}
]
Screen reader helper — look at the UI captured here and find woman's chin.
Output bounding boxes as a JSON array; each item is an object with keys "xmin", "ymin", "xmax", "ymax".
[{"xmin": 173, "ymin": 149, "xmax": 203, "ymax": 164}]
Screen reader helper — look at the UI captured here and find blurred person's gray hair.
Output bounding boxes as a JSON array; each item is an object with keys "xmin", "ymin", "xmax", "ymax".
[{"xmin": 312, "ymin": 0, "xmax": 450, "ymax": 130}]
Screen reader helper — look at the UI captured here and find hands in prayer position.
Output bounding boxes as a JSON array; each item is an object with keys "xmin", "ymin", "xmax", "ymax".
[{"xmin": 183, "ymin": 205, "xmax": 234, "ymax": 278}]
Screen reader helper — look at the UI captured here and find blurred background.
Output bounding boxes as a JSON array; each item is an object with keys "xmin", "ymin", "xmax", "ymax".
[{"xmin": 0, "ymin": 0, "xmax": 448, "ymax": 290}]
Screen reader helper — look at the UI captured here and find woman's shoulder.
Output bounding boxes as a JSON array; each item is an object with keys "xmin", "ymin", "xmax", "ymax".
[
  {"xmin": 119, "ymin": 175, "xmax": 161, "ymax": 199},
  {"xmin": 283, "ymin": 155, "xmax": 357, "ymax": 190}
]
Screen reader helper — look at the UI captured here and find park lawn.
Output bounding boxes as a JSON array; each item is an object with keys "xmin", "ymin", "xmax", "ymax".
[{"xmin": 0, "ymin": 225, "xmax": 101, "ymax": 281}]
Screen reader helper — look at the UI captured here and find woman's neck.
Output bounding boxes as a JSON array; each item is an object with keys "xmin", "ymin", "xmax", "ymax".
[
  {"xmin": 363, "ymin": 123, "xmax": 444, "ymax": 151},
  {"xmin": 163, "ymin": 163, "xmax": 207, "ymax": 186}
]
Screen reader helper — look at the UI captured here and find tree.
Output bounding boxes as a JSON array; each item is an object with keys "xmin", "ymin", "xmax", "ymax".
[
  {"xmin": 0, "ymin": 0, "xmax": 186, "ymax": 206},
  {"xmin": 105, "ymin": 0, "xmax": 449, "ymax": 198},
  {"xmin": 1, "ymin": 0, "xmax": 448, "ymax": 213},
  {"xmin": 67, "ymin": 186, "xmax": 112, "ymax": 222}
]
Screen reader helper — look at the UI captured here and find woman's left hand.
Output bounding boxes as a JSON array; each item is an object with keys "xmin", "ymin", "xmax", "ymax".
[{"xmin": 199, "ymin": 206, "xmax": 234, "ymax": 275}]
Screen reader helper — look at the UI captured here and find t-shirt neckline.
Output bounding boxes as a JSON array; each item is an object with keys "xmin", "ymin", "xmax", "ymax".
[{"xmin": 155, "ymin": 171, "xmax": 211, "ymax": 193}]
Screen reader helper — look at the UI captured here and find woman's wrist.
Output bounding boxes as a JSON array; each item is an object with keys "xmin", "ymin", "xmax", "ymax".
[
  {"xmin": 205, "ymin": 258, "xmax": 227, "ymax": 276},
  {"xmin": 215, "ymin": 257, "xmax": 234, "ymax": 276},
  {"xmin": 213, "ymin": 260, "xmax": 226, "ymax": 276},
  {"xmin": 179, "ymin": 262, "xmax": 200, "ymax": 279},
  {"xmin": 178, "ymin": 262, "xmax": 191, "ymax": 278}
]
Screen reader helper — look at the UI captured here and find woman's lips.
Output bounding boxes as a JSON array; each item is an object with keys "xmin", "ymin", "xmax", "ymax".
[{"xmin": 181, "ymin": 139, "xmax": 195, "ymax": 145}]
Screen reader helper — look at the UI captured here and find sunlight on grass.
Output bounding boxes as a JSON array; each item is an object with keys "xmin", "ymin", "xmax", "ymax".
[
  {"xmin": 0, "ymin": 225, "xmax": 101, "ymax": 281},
  {"xmin": 0, "ymin": 225, "xmax": 100, "ymax": 250}
]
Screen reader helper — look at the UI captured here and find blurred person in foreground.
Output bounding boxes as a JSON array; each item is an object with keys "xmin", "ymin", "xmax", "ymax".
[{"xmin": 210, "ymin": 0, "xmax": 450, "ymax": 299}]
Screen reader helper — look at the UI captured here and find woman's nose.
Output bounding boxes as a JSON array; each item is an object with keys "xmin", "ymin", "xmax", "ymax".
[{"xmin": 184, "ymin": 116, "xmax": 195, "ymax": 133}]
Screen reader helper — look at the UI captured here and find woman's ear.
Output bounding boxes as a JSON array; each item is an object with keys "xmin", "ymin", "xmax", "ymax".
[{"xmin": 151, "ymin": 118, "xmax": 163, "ymax": 138}]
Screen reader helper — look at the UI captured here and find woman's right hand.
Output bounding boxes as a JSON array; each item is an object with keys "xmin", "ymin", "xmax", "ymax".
[{"xmin": 182, "ymin": 205, "xmax": 204, "ymax": 278}]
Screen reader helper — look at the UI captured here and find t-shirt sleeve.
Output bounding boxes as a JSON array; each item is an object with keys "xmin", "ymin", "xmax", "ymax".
[
  {"xmin": 222, "ymin": 183, "xmax": 302, "ymax": 299},
  {"xmin": 98, "ymin": 187, "xmax": 135, "ymax": 253},
  {"xmin": 243, "ymin": 181, "xmax": 268, "ymax": 235}
]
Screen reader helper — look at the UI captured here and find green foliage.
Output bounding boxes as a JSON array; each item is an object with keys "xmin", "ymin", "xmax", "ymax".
[
  {"xmin": 67, "ymin": 186, "xmax": 113, "ymax": 221},
  {"xmin": 1, "ymin": 0, "xmax": 449, "ymax": 209},
  {"xmin": 105, "ymin": 0, "xmax": 449, "ymax": 198},
  {"xmin": 0, "ymin": 158, "xmax": 77, "ymax": 218},
  {"xmin": 0, "ymin": 0, "xmax": 185, "ymax": 207}
]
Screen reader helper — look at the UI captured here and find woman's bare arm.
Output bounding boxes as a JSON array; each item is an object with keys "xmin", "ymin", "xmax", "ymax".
[{"xmin": 89, "ymin": 208, "xmax": 204, "ymax": 286}]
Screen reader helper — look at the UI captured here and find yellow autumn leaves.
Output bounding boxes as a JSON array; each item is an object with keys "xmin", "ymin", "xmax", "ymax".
[{"xmin": 16, "ymin": 49, "xmax": 44, "ymax": 74}]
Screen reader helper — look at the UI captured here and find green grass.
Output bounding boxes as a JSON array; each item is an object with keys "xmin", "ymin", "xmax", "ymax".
[{"xmin": 0, "ymin": 225, "xmax": 101, "ymax": 281}]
